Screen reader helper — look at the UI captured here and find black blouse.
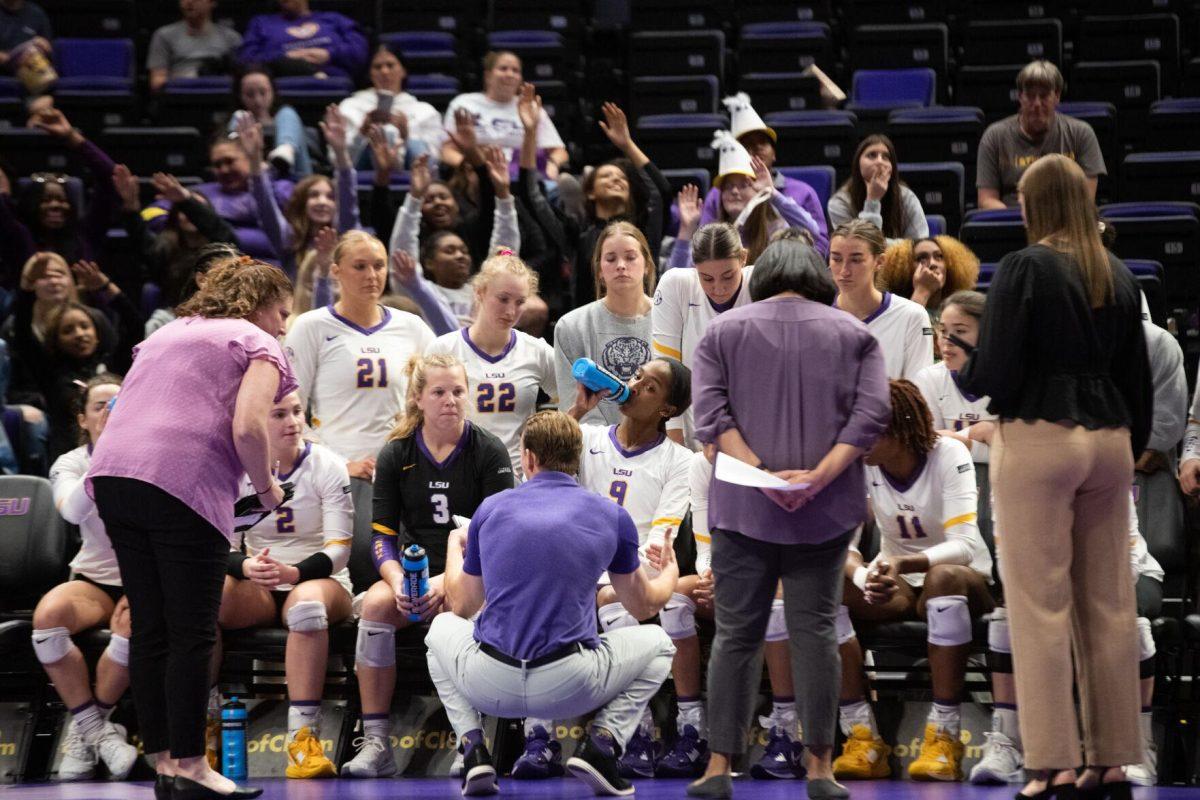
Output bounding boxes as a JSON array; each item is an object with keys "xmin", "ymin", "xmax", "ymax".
[{"xmin": 958, "ymin": 244, "xmax": 1152, "ymax": 457}]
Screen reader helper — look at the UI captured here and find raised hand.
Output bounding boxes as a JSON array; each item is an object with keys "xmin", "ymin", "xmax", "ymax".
[
  {"xmin": 598, "ymin": 102, "xmax": 633, "ymax": 152},
  {"xmin": 449, "ymin": 107, "xmax": 478, "ymax": 153},
  {"xmin": 517, "ymin": 83, "xmax": 542, "ymax": 132},
  {"xmin": 408, "ymin": 153, "xmax": 431, "ymax": 198},
  {"xmin": 30, "ymin": 107, "xmax": 74, "ymax": 139},
  {"xmin": 366, "ymin": 124, "xmax": 402, "ymax": 177},
  {"xmin": 151, "ymin": 172, "xmax": 190, "ymax": 205},
  {"xmin": 676, "ymin": 184, "xmax": 702, "ymax": 236},
  {"xmin": 320, "ymin": 104, "xmax": 349, "ymax": 165},
  {"xmin": 235, "ymin": 113, "xmax": 265, "ymax": 172},
  {"xmin": 866, "ymin": 160, "xmax": 891, "ymax": 202},
  {"xmin": 482, "ymin": 145, "xmax": 512, "ymax": 199},
  {"xmin": 71, "ymin": 260, "xmax": 111, "ymax": 293},
  {"xmin": 112, "ymin": 164, "xmax": 141, "ymax": 211},
  {"xmin": 390, "ymin": 248, "xmax": 419, "ymax": 289},
  {"xmin": 750, "ymin": 155, "xmax": 773, "ymax": 193},
  {"xmin": 313, "ymin": 226, "xmax": 337, "ymax": 277}
]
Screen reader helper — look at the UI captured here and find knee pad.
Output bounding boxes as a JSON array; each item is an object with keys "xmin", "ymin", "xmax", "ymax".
[
  {"xmin": 31, "ymin": 627, "xmax": 73, "ymax": 665},
  {"xmin": 659, "ymin": 594, "xmax": 696, "ymax": 640},
  {"xmin": 764, "ymin": 598, "xmax": 788, "ymax": 642},
  {"xmin": 987, "ymin": 608, "xmax": 1011, "ymax": 654},
  {"xmin": 836, "ymin": 605, "xmax": 857, "ymax": 645},
  {"xmin": 286, "ymin": 600, "xmax": 328, "ymax": 633},
  {"xmin": 598, "ymin": 602, "xmax": 638, "ymax": 632},
  {"xmin": 355, "ymin": 620, "xmax": 396, "ymax": 668},
  {"xmin": 1137, "ymin": 616, "xmax": 1156, "ymax": 664},
  {"xmin": 104, "ymin": 633, "xmax": 130, "ymax": 667},
  {"xmin": 926, "ymin": 595, "xmax": 972, "ymax": 647}
]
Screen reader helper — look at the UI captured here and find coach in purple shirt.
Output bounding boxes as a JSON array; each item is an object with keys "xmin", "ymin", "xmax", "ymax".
[{"xmin": 687, "ymin": 239, "xmax": 890, "ymax": 800}]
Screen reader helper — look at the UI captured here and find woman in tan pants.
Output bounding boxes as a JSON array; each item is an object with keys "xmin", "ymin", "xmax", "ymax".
[{"xmin": 959, "ymin": 154, "xmax": 1152, "ymax": 800}]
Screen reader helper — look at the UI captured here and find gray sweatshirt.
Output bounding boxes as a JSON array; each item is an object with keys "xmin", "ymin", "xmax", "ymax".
[
  {"xmin": 828, "ymin": 185, "xmax": 929, "ymax": 244},
  {"xmin": 553, "ymin": 300, "xmax": 653, "ymax": 426}
]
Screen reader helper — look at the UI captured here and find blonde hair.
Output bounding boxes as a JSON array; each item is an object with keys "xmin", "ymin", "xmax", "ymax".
[
  {"xmin": 472, "ymin": 251, "xmax": 539, "ymax": 298},
  {"xmin": 879, "ymin": 236, "xmax": 980, "ymax": 299},
  {"xmin": 22, "ymin": 252, "xmax": 80, "ymax": 303},
  {"xmin": 333, "ymin": 230, "xmax": 386, "ymax": 265},
  {"xmin": 176, "ymin": 257, "xmax": 292, "ymax": 319},
  {"xmin": 1019, "ymin": 154, "xmax": 1113, "ymax": 307},
  {"xmin": 591, "ymin": 221, "xmax": 657, "ymax": 299},
  {"xmin": 1017, "ymin": 60, "xmax": 1064, "ymax": 95},
  {"xmin": 522, "ymin": 410, "xmax": 582, "ymax": 475},
  {"xmin": 388, "ymin": 353, "xmax": 469, "ymax": 441},
  {"xmin": 831, "ymin": 219, "xmax": 887, "ymax": 257}
]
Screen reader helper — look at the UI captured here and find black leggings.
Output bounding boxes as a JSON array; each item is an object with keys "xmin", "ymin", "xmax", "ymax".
[{"xmin": 93, "ymin": 477, "xmax": 228, "ymax": 758}]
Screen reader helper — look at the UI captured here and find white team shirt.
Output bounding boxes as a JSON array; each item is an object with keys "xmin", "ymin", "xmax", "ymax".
[
  {"xmin": 237, "ymin": 442, "xmax": 355, "ymax": 593},
  {"xmin": 285, "ymin": 305, "xmax": 435, "ymax": 461},
  {"xmin": 425, "ymin": 328, "xmax": 558, "ymax": 476},
  {"xmin": 433, "ymin": 284, "xmax": 476, "ymax": 327},
  {"xmin": 861, "ymin": 436, "xmax": 992, "ymax": 587},
  {"xmin": 861, "ymin": 292, "xmax": 934, "ymax": 380},
  {"xmin": 912, "ymin": 362, "xmax": 997, "ymax": 464},
  {"xmin": 1128, "ymin": 484, "xmax": 1164, "ymax": 583},
  {"xmin": 50, "ymin": 446, "xmax": 120, "ymax": 586},
  {"xmin": 578, "ymin": 424, "xmax": 693, "ymax": 564},
  {"xmin": 688, "ymin": 451, "xmax": 714, "ymax": 574},
  {"xmin": 652, "ymin": 265, "xmax": 754, "ymax": 449},
  {"xmin": 443, "ymin": 92, "xmax": 564, "ymax": 163}
]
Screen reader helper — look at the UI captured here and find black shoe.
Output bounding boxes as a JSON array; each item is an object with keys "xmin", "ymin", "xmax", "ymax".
[
  {"xmin": 155, "ymin": 774, "xmax": 172, "ymax": 800},
  {"xmin": 461, "ymin": 742, "xmax": 499, "ymax": 796},
  {"xmin": 171, "ymin": 775, "xmax": 263, "ymax": 799},
  {"xmin": 567, "ymin": 736, "xmax": 635, "ymax": 796},
  {"xmin": 1078, "ymin": 781, "xmax": 1133, "ymax": 800}
]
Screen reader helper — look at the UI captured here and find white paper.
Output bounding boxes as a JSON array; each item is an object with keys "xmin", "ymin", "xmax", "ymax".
[{"xmin": 714, "ymin": 453, "xmax": 810, "ymax": 491}]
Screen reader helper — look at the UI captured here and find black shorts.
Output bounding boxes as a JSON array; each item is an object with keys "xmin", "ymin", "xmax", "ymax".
[
  {"xmin": 73, "ymin": 574, "xmax": 123, "ymax": 606},
  {"xmin": 271, "ymin": 590, "xmax": 290, "ymax": 618},
  {"xmin": 1136, "ymin": 574, "xmax": 1163, "ymax": 619}
]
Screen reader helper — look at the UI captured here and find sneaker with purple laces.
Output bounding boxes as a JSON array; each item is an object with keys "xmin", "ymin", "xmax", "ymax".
[
  {"xmin": 655, "ymin": 725, "xmax": 710, "ymax": 778},
  {"xmin": 750, "ymin": 726, "xmax": 806, "ymax": 780},
  {"xmin": 511, "ymin": 726, "xmax": 563, "ymax": 779},
  {"xmin": 617, "ymin": 727, "xmax": 658, "ymax": 779}
]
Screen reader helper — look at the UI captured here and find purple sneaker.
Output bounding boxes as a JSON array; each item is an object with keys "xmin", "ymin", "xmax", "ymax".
[
  {"xmin": 511, "ymin": 726, "xmax": 563, "ymax": 779},
  {"xmin": 617, "ymin": 727, "xmax": 658, "ymax": 779},
  {"xmin": 655, "ymin": 724, "xmax": 710, "ymax": 778},
  {"xmin": 751, "ymin": 726, "xmax": 806, "ymax": 780}
]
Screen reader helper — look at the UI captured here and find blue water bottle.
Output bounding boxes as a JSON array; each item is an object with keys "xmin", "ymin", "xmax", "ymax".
[
  {"xmin": 571, "ymin": 357, "xmax": 631, "ymax": 404},
  {"xmin": 402, "ymin": 544, "xmax": 430, "ymax": 623},
  {"xmin": 220, "ymin": 696, "xmax": 248, "ymax": 781}
]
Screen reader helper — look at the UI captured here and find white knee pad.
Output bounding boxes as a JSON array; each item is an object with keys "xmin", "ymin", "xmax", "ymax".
[
  {"xmin": 926, "ymin": 595, "xmax": 972, "ymax": 647},
  {"xmin": 355, "ymin": 620, "xmax": 396, "ymax": 668},
  {"xmin": 1137, "ymin": 616, "xmax": 1155, "ymax": 662},
  {"xmin": 598, "ymin": 602, "xmax": 638, "ymax": 632},
  {"xmin": 836, "ymin": 605, "xmax": 857, "ymax": 645},
  {"xmin": 286, "ymin": 600, "xmax": 328, "ymax": 632},
  {"xmin": 764, "ymin": 598, "xmax": 788, "ymax": 642},
  {"xmin": 104, "ymin": 633, "xmax": 130, "ymax": 667},
  {"xmin": 659, "ymin": 594, "xmax": 697, "ymax": 640},
  {"xmin": 31, "ymin": 627, "xmax": 73, "ymax": 665},
  {"xmin": 987, "ymin": 608, "xmax": 1010, "ymax": 653}
]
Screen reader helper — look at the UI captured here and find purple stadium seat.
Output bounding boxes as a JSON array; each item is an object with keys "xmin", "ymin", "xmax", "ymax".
[{"xmin": 848, "ymin": 68, "xmax": 937, "ymax": 112}]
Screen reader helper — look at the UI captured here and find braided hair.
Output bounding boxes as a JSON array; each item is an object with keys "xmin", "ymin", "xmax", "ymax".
[{"xmin": 887, "ymin": 379, "xmax": 938, "ymax": 456}]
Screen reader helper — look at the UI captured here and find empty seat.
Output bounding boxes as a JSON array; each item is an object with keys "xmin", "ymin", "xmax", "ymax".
[
  {"xmin": 378, "ymin": 32, "xmax": 459, "ymax": 75},
  {"xmin": 631, "ymin": 0, "xmax": 728, "ymax": 31},
  {"xmin": 851, "ymin": 25, "xmax": 949, "ymax": 86},
  {"xmin": 777, "ymin": 165, "xmax": 836, "ymax": 212},
  {"xmin": 737, "ymin": 0, "xmax": 833, "ymax": 24},
  {"xmin": 738, "ymin": 22, "xmax": 834, "ymax": 74},
  {"xmin": 488, "ymin": 0, "xmax": 587, "ymax": 43},
  {"xmin": 37, "ymin": 0, "xmax": 135, "ymax": 38},
  {"xmin": 1070, "ymin": 61, "xmax": 1161, "ymax": 111},
  {"xmin": 0, "ymin": 476, "xmax": 71, "ymax": 615},
  {"xmin": 1147, "ymin": 98, "xmax": 1200, "ymax": 151},
  {"xmin": 636, "ymin": 113, "xmax": 727, "ymax": 170},
  {"xmin": 276, "ymin": 76, "xmax": 356, "ymax": 126},
  {"xmin": 0, "ymin": 129, "xmax": 81, "ymax": 177},
  {"xmin": 926, "ymin": 214, "xmax": 947, "ymax": 236},
  {"xmin": 887, "ymin": 107, "xmax": 984, "ymax": 190},
  {"xmin": 1126, "ymin": 259, "xmax": 1167, "ymax": 324},
  {"xmin": 962, "ymin": 19, "xmax": 1062, "ymax": 67},
  {"xmin": 379, "ymin": 0, "xmax": 484, "ymax": 34},
  {"xmin": 629, "ymin": 30, "xmax": 726, "ymax": 80},
  {"xmin": 532, "ymin": 80, "xmax": 577, "ymax": 139},
  {"xmin": 661, "ymin": 168, "xmax": 712, "ymax": 198},
  {"xmin": 1058, "ymin": 101, "xmax": 1118, "ymax": 200},
  {"xmin": 99, "ymin": 128, "xmax": 204, "ymax": 178},
  {"xmin": 630, "ymin": 76, "xmax": 720, "ymax": 123},
  {"xmin": 955, "ymin": 64, "xmax": 1021, "ymax": 122},
  {"xmin": 155, "ymin": 77, "xmax": 233, "ymax": 131},
  {"xmin": 960, "ymin": 0, "xmax": 1062, "ymax": 20},
  {"xmin": 960, "ymin": 208, "xmax": 1026, "ymax": 264},
  {"xmin": 405, "ymin": 74, "xmax": 460, "ymax": 112},
  {"xmin": 0, "ymin": 77, "xmax": 23, "ymax": 127},
  {"xmin": 900, "ymin": 162, "xmax": 965, "ymax": 233},
  {"xmin": 764, "ymin": 110, "xmax": 859, "ymax": 179},
  {"xmin": 848, "ymin": 68, "xmax": 937, "ymax": 112},
  {"xmin": 1077, "ymin": 15, "xmax": 1180, "ymax": 91},
  {"xmin": 487, "ymin": 31, "xmax": 567, "ymax": 82},
  {"xmin": 1100, "ymin": 202, "xmax": 1200, "ymax": 308},
  {"xmin": 738, "ymin": 73, "xmax": 822, "ymax": 114},
  {"xmin": 845, "ymin": 0, "xmax": 947, "ymax": 25},
  {"xmin": 54, "ymin": 38, "xmax": 133, "ymax": 84},
  {"xmin": 1122, "ymin": 151, "xmax": 1200, "ymax": 204}
]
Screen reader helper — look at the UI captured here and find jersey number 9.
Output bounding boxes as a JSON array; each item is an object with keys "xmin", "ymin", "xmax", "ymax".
[
  {"xmin": 477, "ymin": 382, "xmax": 516, "ymax": 413},
  {"xmin": 608, "ymin": 480, "xmax": 628, "ymax": 507},
  {"xmin": 357, "ymin": 358, "xmax": 389, "ymax": 388}
]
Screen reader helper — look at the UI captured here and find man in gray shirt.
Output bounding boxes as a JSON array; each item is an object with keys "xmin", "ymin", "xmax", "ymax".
[
  {"xmin": 976, "ymin": 60, "xmax": 1106, "ymax": 209},
  {"xmin": 147, "ymin": 0, "xmax": 241, "ymax": 93}
]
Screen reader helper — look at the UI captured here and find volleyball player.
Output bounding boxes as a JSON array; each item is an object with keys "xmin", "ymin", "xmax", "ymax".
[
  {"xmin": 830, "ymin": 220, "xmax": 934, "ymax": 380},
  {"xmin": 832, "ymin": 380, "xmax": 994, "ymax": 783},
  {"xmin": 425, "ymin": 253, "xmax": 558, "ymax": 477},
  {"xmin": 34, "ymin": 375, "xmax": 138, "ymax": 781},
  {"xmin": 342, "ymin": 354, "xmax": 513, "ymax": 778},
  {"xmin": 216, "ymin": 391, "xmax": 354, "ymax": 779}
]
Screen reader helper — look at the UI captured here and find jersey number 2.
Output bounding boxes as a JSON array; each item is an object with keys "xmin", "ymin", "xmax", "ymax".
[
  {"xmin": 477, "ymin": 382, "xmax": 516, "ymax": 413},
  {"xmin": 357, "ymin": 358, "xmax": 389, "ymax": 388},
  {"xmin": 431, "ymin": 493, "xmax": 450, "ymax": 524},
  {"xmin": 897, "ymin": 515, "xmax": 928, "ymax": 540},
  {"xmin": 276, "ymin": 507, "xmax": 295, "ymax": 534}
]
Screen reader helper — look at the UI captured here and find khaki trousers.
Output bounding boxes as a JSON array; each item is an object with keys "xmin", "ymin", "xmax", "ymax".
[{"xmin": 992, "ymin": 420, "xmax": 1141, "ymax": 769}]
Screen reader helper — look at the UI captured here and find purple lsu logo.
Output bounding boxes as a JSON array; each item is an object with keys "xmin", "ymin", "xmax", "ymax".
[{"xmin": 0, "ymin": 497, "xmax": 30, "ymax": 516}]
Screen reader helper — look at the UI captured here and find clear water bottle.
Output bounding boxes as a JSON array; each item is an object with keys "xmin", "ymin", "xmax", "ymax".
[
  {"xmin": 402, "ymin": 544, "xmax": 430, "ymax": 623},
  {"xmin": 220, "ymin": 696, "xmax": 248, "ymax": 781},
  {"xmin": 571, "ymin": 357, "xmax": 631, "ymax": 404}
]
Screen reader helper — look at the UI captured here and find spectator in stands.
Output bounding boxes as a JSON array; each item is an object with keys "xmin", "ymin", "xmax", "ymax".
[
  {"xmin": 227, "ymin": 65, "xmax": 312, "ymax": 178},
  {"xmin": 442, "ymin": 51, "xmax": 569, "ymax": 181},
  {"xmin": 0, "ymin": 0, "xmax": 54, "ymax": 100},
  {"xmin": 147, "ymin": 0, "xmax": 242, "ymax": 93},
  {"xmin": 976, "ymin": 60, "xmax": 1106, "ymax": 210},
  {"xmin": 238, "ymin": 0, "xmax": 367, "ymax": 80},
  {"xmin": 697, "ymin": 93, "xmax": 829, "ymax": 254},
  {"xmin": 829, "ymin": 134, "xmax": 928, "ymax": 244},
  {"xmin": 3, "ymin": 251, "xmax": 76, "ymax": 347},
  {"xmin": 337, "ymin": 42, "xmax": 443, "ymax": 172},
  {"xmin": 878, "ymin": 236, "xmax": 980, "ymax": 314}
]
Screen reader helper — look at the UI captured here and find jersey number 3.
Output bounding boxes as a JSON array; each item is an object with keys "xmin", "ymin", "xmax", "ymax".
[
  {"xmin": 477, "ymin": 382, "xmax": 516, "ymax": 413},
  {"xmin": 357, "ymin": 358, "xmax": 389, "ymax": 388},
  {"xmin": 430, "ymin": 493, "xmax": 450, "ymax": 524}
]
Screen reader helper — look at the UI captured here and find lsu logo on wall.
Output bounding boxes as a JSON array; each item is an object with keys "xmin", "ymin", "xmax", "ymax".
[{"xmin": 0, "ymin": 498, "xmax": 30, "ymax": 516}]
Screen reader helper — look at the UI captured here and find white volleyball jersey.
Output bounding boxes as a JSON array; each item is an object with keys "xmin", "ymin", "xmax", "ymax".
[
  {"xmin": 863, "ymin": 436, "xmax": 992, "ymax": 587},
  {"xmin": 50, "ymin": 446, "xmax": 120, "ymax": 586},
  {"xmin": 285, "ymin": 304, "xmax": 435, "ymax": 461},
  {"xmin": 237, "ymin": 442, "xmax": 355, "ymax": 593},
  {"xmin": 688, "ymin": 451, "xmax": 713, "ymax": 574},
  {"xmin": 433, "ymin": 284, "xmax": 476, "ymax": 326},
  {"xmin": 578, "ymin": 424, "xmax": 692, "ymax": 562},
  {"xmin": 1128, "ymin": 484, "xmax": 1164, "ymax": 583},
  {"xmin": 652, "ymin": 265, "xmax": 754, "ymax": 449},
  {"xmin": 862, "ymin": 292, "xmax": 934, "ymax": 380},
  {"xmin": 425, "ymin": 328, "xmax": 558, "ymax": 476},
  {"xmin": 912, "ymin": 362, "xmax": 997, "ymax": 464}
]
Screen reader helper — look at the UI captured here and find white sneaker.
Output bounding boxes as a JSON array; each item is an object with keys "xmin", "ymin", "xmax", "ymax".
[
  {"xmin": 969, "ymin": 731, "xmax": 1024, "ymax": 785},
  {"xmin": 57, "ymin": 721, "xmax": 97, "ymax": 781},
  {"xmin": 342, "ymin": 733, "xmax": 397, "ymax": 778},
  {"xmin": 96, "ymin": 722, "xmax": 138, "ymax": 780},
  {"xmin": 1125, "ymin": 736, "xmax": 1158, "ymax": 786}
]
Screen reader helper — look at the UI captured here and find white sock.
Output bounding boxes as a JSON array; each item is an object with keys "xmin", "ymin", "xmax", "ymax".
[
  {"xmin": 839, "ymin": 699, "xmax": 877, "ymax": 737},
  {"xmin": 525, "ymin": 718, "xmax": 554, "ymax": 738},
  {"xmin": 639, "ymin": 706, "xmax": 654, "ymax": 736},
  {"xmin": 363, "ymin": 715, "xmax": 390, "ymax": 741},
  {"xmin": 677, "ymin": 699, "xmax": 707, "ymax": 738},
  {"xmin": 288, "ymin": 703, "xmax": 320, "ymax": 737},
  {"xmin": 929, "ymin": 702, "xmax": 960, "ymax": 737},
  {"xmin": 72, "ymin": 702, "xmax": 107, "ymax": 745},
  {"xmin": 993, "ymin": 705, "xmax": 1021, "ymax": 750}
]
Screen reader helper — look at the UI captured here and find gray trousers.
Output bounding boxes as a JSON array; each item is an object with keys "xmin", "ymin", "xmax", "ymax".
[
  {"xmin": 707, "ymin": 528, "xmax": 854, "ymax": 754},
  {"xmin": 425, "ymin": 613, "xmax": 676, "ymax": 748}
]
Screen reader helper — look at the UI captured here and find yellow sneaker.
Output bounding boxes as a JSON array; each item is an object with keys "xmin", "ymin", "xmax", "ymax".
[
  {"xmin": 286, "ymin": 726, "xmax": 338, "ymax": 779},
  {"xmin": 205, "ymin": 718, "xmax": 219, "ymax": 771},
  {"xmin": 833, "ymin": 724, "xmax": 891, "ymax": 779},
  {"xmin": 908, "ymin": 722, "xmax": 965, "ymax": 782}
]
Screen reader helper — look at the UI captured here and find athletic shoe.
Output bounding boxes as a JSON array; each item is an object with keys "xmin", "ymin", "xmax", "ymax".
[
  {"xmin": 57, "ymin": 720, "xmax": 97, "ymax": 781},
  {"xmin": 616, "ymin": 727, "xmax": 657, "ymax": 778},
  {"xmin": 449, "ymin": 746, "xmax": 465, "ymax": 777},
  {"xmin": 286, "ymin": 726, "xmax": 338, "ymax": 779},
  {"xmin": 1126, "ymin": 736, "xmax": 1158, "ymax": 787},
  {"xmin": 567, "ymin": 735, "xmax": 635, "ymax": 796},
  {"xmin": 656, "ymin": 724, "xmax": 710, "ymax": 778},
  {"xmin": 341, "ymin": 733, "xmax": 397, "ymax": 778},
  {"xmin": 832, "ymin": 724, "xmax": 890, "ymax": 780},
  {"xmin": 907, "ymin": 723, "xmax": 964, "ymax": 782},
  {"xmin": 750, "ymin": 725, "xmax": 806, "ymax": 780},
  {"xmin": 96, "ymin": 722, "xmax": 138, "ymax": 780},
  {"xmin": 969, "ymin": 731, "xmax": 1024, "ymax": 785},
  {"xmin": 461, "ymin": 741, "xmax": 498, "ymax": 796},
  {"xmin": 511, "ymin": 725, "xmax": 564, "ymax": 778}
]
